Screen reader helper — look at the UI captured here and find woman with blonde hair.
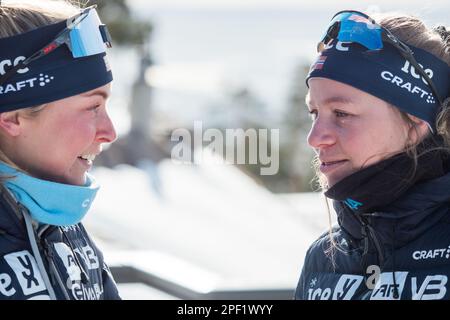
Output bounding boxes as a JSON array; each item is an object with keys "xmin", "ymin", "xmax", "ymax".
[
  {"xmin": 295, "ymin": 10, "xmax": 450, "ymax": 300},
  {"xmin": 0, "ymin": 0, "xmax": 120, "ymax": 299}
]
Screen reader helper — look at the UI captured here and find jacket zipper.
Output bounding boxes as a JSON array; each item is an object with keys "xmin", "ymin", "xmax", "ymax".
[
  {"xmin": 357, "ymin": 214, "xmax": 385, "ymax": 267},
  {"xmin": 44, "ymin": 239, "xmax": 71, "ymax": 300},
  {"xmin": 366, "ymin": 223, "xmax": 385, "ymax": 266}
]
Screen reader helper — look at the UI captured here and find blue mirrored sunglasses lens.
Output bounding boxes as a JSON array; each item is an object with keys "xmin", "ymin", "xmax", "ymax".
[
  {"xmin": 323, "ymin": 11, "xmax": 384, "ymax": 50},
  {"xmin": 69, "ymin": 9, "xmax": 107, "ymax": 58}
]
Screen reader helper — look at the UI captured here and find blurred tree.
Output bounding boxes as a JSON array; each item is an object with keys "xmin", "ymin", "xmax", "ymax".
[
  {"xmin": 225, "ymin": 63, "xmax": 316, "ymax": 193},
  {"xmin": 197, "ymin": 65, "xmax": 316, "ymax": 194},
  {"xmin": 87, "ymin": 0, "xmax": 165, "ymax": 169},
  {"xmin": 281, "ymin": 62, "xmax": 316, "ymax": 192},
  {"xmin": 87, "ymin": 0, "xmax": 152, "ymax": 45}
]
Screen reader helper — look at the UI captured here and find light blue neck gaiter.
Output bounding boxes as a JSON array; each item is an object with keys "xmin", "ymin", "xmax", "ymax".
[{"xmin": 0, "ymin": 162, "xmax": 99, "ymax": 226}]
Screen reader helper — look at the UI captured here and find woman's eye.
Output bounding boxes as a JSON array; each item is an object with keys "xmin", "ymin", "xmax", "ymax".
[
  {"xmin": 335, "ymin": 110, "xmax": 349, "ymax": 118},
  {"xmin": 89, "ymin": 105, "xmax": 101, "ymax": 114},
  {"xmin": 308, "ymin": 110, "xmax": 318, "ymax": 120}
]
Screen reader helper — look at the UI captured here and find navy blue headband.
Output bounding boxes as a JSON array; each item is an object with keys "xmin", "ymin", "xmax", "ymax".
[
  {"xmin": 0, "ymin": 19, "xmax": 112, "ymax": 111},
  {"xmin": 307, "ymin": 41, "xmax": 450, "ymax": 130}
]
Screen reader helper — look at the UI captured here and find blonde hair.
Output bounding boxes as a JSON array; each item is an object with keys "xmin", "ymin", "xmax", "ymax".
[
  {"xmin": 0, "ymin": 0, "xmax": 81, "ymax": 38},
  {"xmin": 0, "ymin": 0, "xmax": 81, "ymax": 168}
]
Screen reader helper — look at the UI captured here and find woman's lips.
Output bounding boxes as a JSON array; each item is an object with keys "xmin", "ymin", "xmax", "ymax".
[
  {"xmin": 77, "ymin": 157, "xmax": 93, "ymax": 169},
  {"xmin": 319, "ymin": 160, "xmax": 348, "ymax": 174}
]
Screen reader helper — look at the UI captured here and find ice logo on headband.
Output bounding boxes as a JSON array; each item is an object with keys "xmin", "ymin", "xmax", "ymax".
[
  {"xmin": 381, "ymin": 59, "xmax": 436, "ymax": 104},
  {"xmin": 322, "ymin": 40, "xmax": 351, "ymax": 52},
  {"xmin": 323, "ymin": 40, "xmax": 437, "ymax": 104},
  {"xmin": 0, "ymin": 56, "xmax": 29, "ymax": 75}
]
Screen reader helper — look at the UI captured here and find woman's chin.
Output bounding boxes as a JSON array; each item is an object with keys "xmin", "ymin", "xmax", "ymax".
[
  {"xmin": 68, "ymin": 174, "xmax": 87, "ymax": 186},
  {"xmin": 55, "ymin": 172, "xmax": 87, "ymax": 186},
  {"xmin": 325, "ymin": 169, "xmax": 354, "ymax": 188}
]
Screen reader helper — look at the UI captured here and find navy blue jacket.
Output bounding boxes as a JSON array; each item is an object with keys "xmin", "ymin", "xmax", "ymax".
[
  {"xmin": 0, "ymin": 185, "xmax": 121, "ymax": 300},
  {"xmin": 295, "ymin": 171, "xmax": 450, "ymax": 300}
]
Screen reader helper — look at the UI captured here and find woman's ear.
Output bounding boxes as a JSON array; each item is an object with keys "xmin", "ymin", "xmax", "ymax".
[
  {"xmin": 407, "ymin": 114, "xmax": 431, "ymax": 143},
  {"xmin": 0, "ymin": 111, "xmax": 22, "ymax": 137}
]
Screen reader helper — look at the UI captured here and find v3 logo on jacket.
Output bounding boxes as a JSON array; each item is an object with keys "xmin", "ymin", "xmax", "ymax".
[{"xmin": 411, "ymin": 275, "xmax": 447, "ymax": 300}]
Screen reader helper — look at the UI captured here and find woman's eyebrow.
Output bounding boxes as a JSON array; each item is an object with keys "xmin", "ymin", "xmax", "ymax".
[
  {"xmin": 308, "ymin": 96, "xmax": 355, "ymax": 108},
  {"xmin": 81, "ymin": 90, "xmax": 110, "ymax": 100},
  {"xmin": 323, "ymin": 96, "xmax": 355, "ymax": 105}
]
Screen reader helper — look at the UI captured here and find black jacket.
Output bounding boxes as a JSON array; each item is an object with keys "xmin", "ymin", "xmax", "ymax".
[
  {"xmin": 0, "ymin": 185, "xmax": 121, "ymax": 300},
  {"xmin": 295, "ymin": 170, "xmax": 450, "ymax": 300}
]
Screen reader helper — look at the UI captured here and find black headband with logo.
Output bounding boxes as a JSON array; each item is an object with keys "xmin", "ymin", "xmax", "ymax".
[{"xmin": 0, "ymin": 6, "xmax": 112, "ymax": 111}]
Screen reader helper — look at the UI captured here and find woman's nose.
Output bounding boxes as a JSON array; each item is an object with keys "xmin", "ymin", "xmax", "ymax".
[
  {"xmin": 96, "ymin": 111, "xmax": 117, "ymax": 143},
  {"xmin": 307, "ymin": 117, "xmax": 336, "ymax": 150}
]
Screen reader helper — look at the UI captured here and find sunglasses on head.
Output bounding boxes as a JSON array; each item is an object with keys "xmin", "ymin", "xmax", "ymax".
[
  {"xmin": 317, "ymin": 10, "xmax": 443, "ymax": 106},
  {"xmin": 0, "ymin": 5, "xmax": 112, "ymax": 86}
]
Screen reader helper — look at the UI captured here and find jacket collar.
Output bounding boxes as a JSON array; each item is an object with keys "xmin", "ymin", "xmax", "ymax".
[
  {"xmin": 0, "ymin": 184, "xmax": 27, "ymax": 239},
  {"xmin": 334, "ymin": 171, "xmax": 450, "ymax": 248}
]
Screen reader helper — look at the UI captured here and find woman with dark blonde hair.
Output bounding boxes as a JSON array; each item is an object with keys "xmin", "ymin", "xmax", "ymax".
[
  {"xmin": 0, "ymin": 0, "xmax": 120, "ymax": 299},
  {"xmin": 295, "ymin": 10, "xmax": 450, "ymax": 300}
]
